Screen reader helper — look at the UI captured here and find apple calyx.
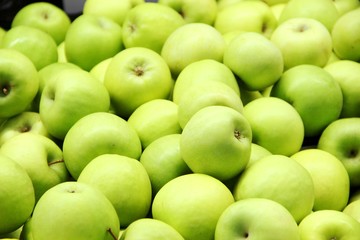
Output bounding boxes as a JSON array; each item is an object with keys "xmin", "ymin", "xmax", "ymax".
[
  {"xmin": 48, "ymin": 159, "xmax": 65, "ymax": 166},
  {"xmin": 1, "ymin": 84, "xmax": 11, "ymax": 97},
  {"xmin": 107, "ymin": 227, "xmax": 118, "ymax": 240},
  {"xmin": 234, "ymin": 129, "xmax": 243, "ymax": 141},
  {"xmin": 134, "ymin": 65, "xmax": 144, "ymax": 77}
]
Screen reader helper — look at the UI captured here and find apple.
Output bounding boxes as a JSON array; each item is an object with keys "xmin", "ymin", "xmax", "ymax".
[
  {"xmin": 270, "ymin": 64, "xmax": 343, "ymax": 137},
  {"xmin": 317, "ymin": 118, "xmax": 360, "ymax": 187},
  {"xmin": 64, "ymin": 14, "xmax": 123, "ymax": 71},
  {"xmin": 152, "ymin": 173, "xmax": 234, "ymax": 240},
  {"xmin": 0, "ymin": 154, "xmax": 35, "ymax": 235},
  {"xmin": 11, "ymin": 2, "xmax": 71, "ymax": 45},
  {"xmin": 243, "ymin": 97, "xmax": 304, "ymax": 156},
  {"xmin": 223, "ymin": 32, "xmax": 284, "ymax": 91},
  {"xmin": 270, "ymin": 17, "xmax": 333, "ymax": 69},
  {"xmin": 62, "ymin": 112, "xmax": 142, "ymax": 179},
  {"xmin": 331, "ymin": 7, "xmax": 360, "ymax": 62},
  {"xmin": 246, "ymin": 143, "xmax": 272, "ymax": 168},
  {"xmin": 0, "ymin": 49, "xmax": 39, "ymax": 119},
  {"xmin": 343, "ymin": 200, "xmax": 360, "ymax": 223},
  {"xmin": 215, "ymin": 198, "xmax": 300, "ymax": 240},
  {"xmin": 0, "ymin": 225, "xmax": 22, "ymax": 240},
  {"xmin": 270, "ymin": 3, "xmax": 286, "ymax": 20},
  {"xmin": 57, "ymin": 41, "xmax": 67, "ymax": 62},
  {"xmin": 19, "ymin": 218, "xmax": 32, "ymax": 240},
  {"xmin": 104, "ymin": 47, "xmax": 174, "ymax": 119},
  {"xmin": 89, "ymin": 57, "xmax": 113, "ymax": 83},
  {"xmin": 1, "ymin": 25, "xmax": 58, "ymax": 70},
  {"xmin": 0, "ymin": 27, "xmax": 6, "ymax": 44},
  {"xmin": 161, "ymin": 23, "xmax": 226, "ymax": 77},
  {"xmin": 31, "ymin": 181, "xmax": 120, "ymax": 240},
  {"xmin": 122, "ymin": 2, "xmax": 185, "ymax": 54},
  {"xmin": 39, "ymin": 68, "xmax": 110, "ymax": 140},
  {"xmin": 333, "ymin": 0, "xmax": 360, "ymax": 15}
]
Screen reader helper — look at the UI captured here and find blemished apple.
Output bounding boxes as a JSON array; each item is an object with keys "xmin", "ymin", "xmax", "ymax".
[
  {"xmin": 343, "ymin": 199, "xmax": 360, "ymax": 223},
  {"xmin": 78, "ymin": 154, "xmax": 152, "ymax": 228},
  {"xmin": 122, "ymin": 2, "xmax": 185, "ymax": 54},
  {"xmin": 0, "ymin": 49, "xmax": 39, "ymax": 119},
  {"xmin": 31, "ymin": 181, "xmax": 120, "ymax": 240},
  {"xmin": 11, "ymin": 2, "xmax": 71, "ymax": 45},
  {"xmin": 104, "ymin": 47, "xmax": 174, "ymax": 119},
  {"xmin": 62, "ymin": 112, "xmax": 142, "ymax": 180},
  {"xmin": 152, "ymin": 173, "xmax": 234, "ymax": 240},
  {"xmin": 215, "ymin": 198, "xmax": 300, "ymax": 240},
  {"xmin": 233, "ymin": 154, "xmax": 315, "ymax": 223},
  {"xmin": 0, "ymin": 154, "xmax": 35, "ymax": 235}
]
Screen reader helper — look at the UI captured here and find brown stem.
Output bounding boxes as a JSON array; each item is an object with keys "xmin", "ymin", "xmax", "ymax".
[
  {"xmin": 48, "ymin": 159, "xmax": 64, "ymax": 166},
  {"xmin": 107, "ymin": 228, "xmax": 118, "ymax": 240}
]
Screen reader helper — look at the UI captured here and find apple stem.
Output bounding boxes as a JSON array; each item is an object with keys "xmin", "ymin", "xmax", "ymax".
[
  {"xmin": 107, "ymin": 228, "xmax": 117, "ymax": 240},
  {"xmin": 48, "ymin": 159, "xmax": 65, "ymax": 166}
]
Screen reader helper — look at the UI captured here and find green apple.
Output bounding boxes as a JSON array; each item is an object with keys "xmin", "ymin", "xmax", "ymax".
[
  {"xmin": 57, "ymin": 41, "xmax": 67, "ymax": 62},
  {"xmin": 104, "ymin": 47, "xmax": 174, "ymax": 119},
  {"xmin": 270, "ymin": 17, "xmax": 333, "ymax": 69},
  {"xmin": 89, "ymin": 57, "xmax": 113, "ymax": 83},
  {"xmin": 180, "ymin": 105, "xmax": 252, "ymax": 181},
  {"xmin": 122, "ymin": 2, "xmax": 185, "ymax": 54},
  {"xmin": 31, "ymin": 181, "xmax": 120, "ymax": 240},
  {"xmin": 0, "ymin": 154, "xmax": 35, "ymax": 235},
  {"xmin": 233, "ymin": 154, "xmax": 315, "ymax": 223},
  {"xmin": 1, "ymin": 25, "xmax": 58, "ymax": 70},
  {"xmin": 120, "ymin": 218, "xmax": 184, "ymax": 240},
  {"xmin": 0, "ymin": 27, "xmax": 6, "ymax": 44},
  {"xmin": 223, "ymin": 32, "xmax": 284, "ymax": 91},
  {"xmin": 214, "ymin": 1, "xmax": 278, "ymax": 38},
  {"xmin": 0, "ymin": 132, "xmax": 69, "ymax": 201},
  {"xmin": 298, "ymin": 210, "xmax": 360, "ymax": 239},
  {"xmin": 78, "ymin": 154, "xmax": 152, "ymax": 228},
  {"xmin": 152, "ymin": 173, "xmax": 234, "ymax": 240},
  {"xmin": 318, "ymin": 118, "xmax": 360, "ymax": 187},
  {"xmin": 62, "ymin": 112, "xmax": 142, "ymax": 179},
  {"xmin": 0, "ymin": 225, "xmax": 22, "ymax": 239},
  {"xmin": 158, "ymin": 0, "xmax": 218, "ymax": 25},
  {"xmin": 246, "ymin": 143, "xmax": 272, "ymax": 168},
  {"xmin": 331, "ymin": 7, "xmax": 360, "ymax": 62},
  {"xmin": 161, "ymin": 23, "xmax": 226, "ymax": 77},
  {"xmin": 65, "ymin": 14, "xmax": 123, "ymax": 71},
  {"xmin": 39, "ymin": 68, "xmax": 110, "ymax": 140},
  {"xmin": 270, "ymin": 64, "xmax": 343, "ymax": 137},
  {"xmin": 270, "ymin": 3, "xmax": 286, "ymax": 20},
  {"xmin": 263, "ymin": 0, "xmax": 289, "ymax": 6},
  {"xmin": 243, "ymin": 97, "xmax": 304, "ymax": 156},
  {"xmin": 19, "ymin": 218, "xmax": 32, "ymax": 240},
  {"xmin": 215, "ymin": 198, "xmax": 300, "ymax": 240},
  {"xmin": 343, "ymin": 200, "xmax": 360, "ymax": 223},
  {"xmin": 333, "ymin": 0, "xmax": 360, "ymax": 15},
  {"xmin": 324, "ymin": 60, "xmax": 360, "ymax": 118},
  {"xmin": 0, "ymin": 49, "xmax": 39, "ymax": 118},
  {"xmin": 11, "ymin": 2, "xmax": 71, "ymax": 45}
]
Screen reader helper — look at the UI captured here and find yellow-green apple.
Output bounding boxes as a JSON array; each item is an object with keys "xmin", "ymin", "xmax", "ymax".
[
  {"xmin": 11, "ymin": 2, "xmax": 71, "ymax": 45},
  {"xmin": 140, "ymin": 134, "xmax": 191, "ymax": 196},
  {"xmin": 31, "ymin": 181, "xmax": 120, "ymax": 240},
  {"xmin": 223, "ymin": 32, "xmax": 284, "ymax": 91},
  {"xmin": 270, "ymin": 17, "xmax": 333, "ymax": 69},
  {"xmin": 291, "ymin": 149, "xmax": 350, "ymax": 211},
  {"xmin": 89, "ymin": 57, "xmax": 112, "ymax": 83},
  {"xmin": 324, "ymin": 60, "xmax": 360, "ymax": 117},
  {"xmin": 39, "ymin": 68, "xmax": 110, "ymax": 140},
  {"xmin": 57, "ymin": 41, "xmax": 66, "ymax": 62},
  {"xmin": 122, "ymin": 2, "xmax": 185, "ymax": 54},
  {"xmin": 0, "ymin": 154, "xmax": 35, "ymax": 235},
  {"xmin": 270, "ymin": 3, "xmax": 286, "ymax": 20},
  {"xmin": 19, "ymin": 218, "xmax": 32, "ymax": 240},
  {"xmin": 331, "ymin": 7, "xmax": 360, "ymax": 62},
  {"xmin": 343, "ymin": 200, "xmax": 360, "ymax": 223},
  {"xmin": 0, "ymin": 49, "xmax": 39, "ymax": 118},
  {"xmin": 318, "ymin": 118, "xmax": 360, "ymax": 187},
  {"xmin": 161, "ymin": 23, "xmax": 225, "ymax": 77},
  {"xmin": 233, "ymin": 154, "xmax": 315, "ymax": 223},
  {"xmin": 243, "ymin": 97, "xmax": 304, "ymax": 156},
  {"xmin": 270, "ymin": 64, "xmax": 343, "ymax": 137},
  {"xmin": 180, "ymin": 105, "xmax": 252, "ymax": 181},
  {"xmin": 333, "ymin": 0, "xmax": 360, "ymax": 15},
  {"xmin": 64, "ymin": 14, "xmax": 123, "ymax": 71},
  {"xmin": 62, "ymin": 112, "xmax": 142, "ymax": 179},
  {"xmin": 1, "ymin": 25, "xmax": 58, "ymax": 70},
  {"xmin": 0, "ymin": 225, "xmax": 22, "ymax": 239},
  {"xmin": 78, "ymin": 154, "xmax": 152, "ymax": 228},
  {"xmin": 298, "ymin": 210, "xmax": 360, "ymax": 239},
  {"xmin": 215, "ymin": 198, "xmax": 300, "ymax": 240},
  {"xmin": 104, "ymin": 47, "xmax": 173, "ymax": 119},
  {"xmin": 246, "ymin": 143, "xmax": 272, "ymax": 168},
  {"xmin": 152, "ymin": 173, "xmax": 234, "ymax": 240},
  {"xmin": 263, "ymin": 0, "xmax": 289, "ymax": 6}
]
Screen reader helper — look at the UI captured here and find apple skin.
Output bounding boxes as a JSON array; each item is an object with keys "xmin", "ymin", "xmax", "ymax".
[
  {"xmin": 31, "ymin": 181, "xmax": 120, "ymax": 240},
  {"xmin": 246, "ymin": 143, "xmax": 272, "ymax": 168},
  {"xmin": 89, "ymin": 57, "xmax": 112, "ymax": 83},
  {"xmin": 215, "ymin": 198, "xmax": 300, "ymax": 240},
  {"xmin": 343, "ymin": 199, "xmax": 360, "ymax": 223},
  {"xmin": 0, "ymin": 49, "xmax": 39, "ymax": 119},
  {"xmin": 333, "ymin": 0, "xmax": 360, "ymax": 15}
]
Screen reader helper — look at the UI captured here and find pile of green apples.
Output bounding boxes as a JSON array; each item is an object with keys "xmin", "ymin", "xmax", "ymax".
[{"xmin": 1, "ymin": 0, "xmax": 360, "ymax": 239}]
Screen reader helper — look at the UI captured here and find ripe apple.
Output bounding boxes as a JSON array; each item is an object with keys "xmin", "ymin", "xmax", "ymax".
[
  {"xmin": 104, "ymin": 47, "xmax": 174, "ymax": 119},
  {"xmin": 11, "ymin": 2, "xmax": 71, "ymax": 45},
  {"xmin": 215, "ymin": 198, "xmax": 300, "ymax": 240},
  {"xmin": 246, "ymin": 143, "xmax": 272, "ymax": 168},
  {"xmin": 65, "ymin": 14, "xmax": 123, "ymax": 71},
  {"xmin": 332, "ymin": 0, "xmax": 360, "ymax": 15},
  {"xmin": 0, "ymin": 154, "xmax": 35, "ymax": 235},
  {"xmin": 270, "ymin": 3, "xmax": 286, "ymax": 20},
  {"xmin": 62, "ymin": 112, "xmax": 142, "ymax": 179},
  {"xmin": 89, "ymin": 57, "xmax": 112, "ymax": 83},
  {"xmin": 223, "ymin": 32, "xmax": 284, "ymax": 91},
  {"xmin": 57, "ymin": 41, "xmax": 67, "ymax": 62},
  {"xmin": 270, "ymin": 17, "xmax": 333, "ymax": 69},
  {"xmin": 31, "ymin": 181, "xmax": 120, "ymax": 240},
  {"xmin": 270, "ymin": 64, "xmax": 343, "ymax": 137},
  {"xmin": 343, "ymin": 200, "xmax": 360, "ymax": 223},
  {"xmin": 152, "ymin": 173, "xmax": 234, "ymax": 240},
  {"xmin": 122, "ymin": 2, "xmax": 185, "ymax": 53}
]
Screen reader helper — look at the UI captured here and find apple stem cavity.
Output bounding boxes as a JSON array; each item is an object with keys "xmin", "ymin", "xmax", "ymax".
[
  {"xmin": 348, "ymin": 149, "xmax": 358, "ymax": 158},
  {"xmin": 48, "ymin": 159, "xmax": 65, "ymax": 166},
  {"xmin": 1, "ymin": 84, "xmax": 10, "ymax": 97},
  {"xmin": 107, "ymin": 228, "xmax": 117, "ymax": 240},
  {"xmin": 297, "ymin": 24, "xmax": 309, "ymax": 32},
  {"xmin": 134, "ymin": 65, "xmax": 144, "ymax": 77}
]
